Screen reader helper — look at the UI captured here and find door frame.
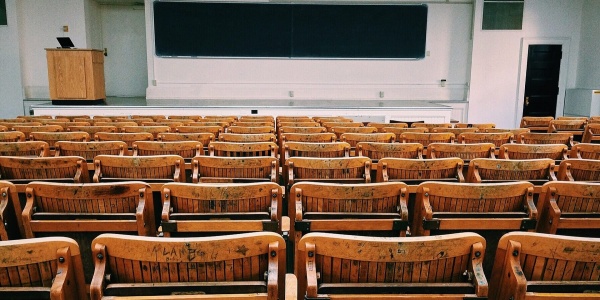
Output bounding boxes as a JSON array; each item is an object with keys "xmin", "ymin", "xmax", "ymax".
[{"xmin": 515, "ymin": 37, "xmax": 570, "ymax": 127}]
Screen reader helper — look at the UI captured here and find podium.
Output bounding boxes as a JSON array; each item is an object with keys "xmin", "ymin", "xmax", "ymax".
[{"xmin": 46, "ymin": 49, "xmax": 106, "ymax": 103}]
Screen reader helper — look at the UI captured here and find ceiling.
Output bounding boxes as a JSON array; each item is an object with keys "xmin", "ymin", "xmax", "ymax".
[{"xmin": 95, "ymin": 0, "xmax": 144, "ymax": 6}]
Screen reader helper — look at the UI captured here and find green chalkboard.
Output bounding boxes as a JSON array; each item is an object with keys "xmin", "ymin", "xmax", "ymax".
[
  {"xmin": 0, "ymin": 0, "xmax": 7, "ymax": 26},
  {"xmin": 153, "ymin": 2, "xmax": 428, "ymax": 59}
]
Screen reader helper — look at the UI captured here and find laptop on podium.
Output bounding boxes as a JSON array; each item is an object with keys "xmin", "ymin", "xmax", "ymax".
[{"xmin": 56, "ymin": 37, "xmax": 75, "ymax": 49}]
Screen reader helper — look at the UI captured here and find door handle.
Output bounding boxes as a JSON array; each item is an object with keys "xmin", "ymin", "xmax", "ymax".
[{"xmin": 525, "ymin": 97, "xmax": 530, "ymax": 106}]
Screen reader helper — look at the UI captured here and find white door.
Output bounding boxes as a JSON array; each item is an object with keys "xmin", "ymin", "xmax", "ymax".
[{"xmin": 101, "ymin": 5, "xmax": 147, "ymax": 97}]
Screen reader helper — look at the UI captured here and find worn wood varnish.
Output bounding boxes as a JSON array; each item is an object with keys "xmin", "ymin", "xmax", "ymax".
[
  {"xmin": 377, "ymin": 158, "xmax": 465, "ymax": 184},
  {"xmin": 94, "ymin": 155, "xmax": 185, "ymax": 183}
]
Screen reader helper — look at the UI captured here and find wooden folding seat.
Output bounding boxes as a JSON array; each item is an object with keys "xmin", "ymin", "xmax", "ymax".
[
  {"xmin": 81, "ymin": 117, "xmax": 112, "ymax": 124},
  {"xmin": 133, "ymin": 141, "xmax": 203, "ymax": 159},
  {"xmin": 176, "ymin": 125, "xmax": 223, "ymax": 137},
  {"xmin": 296, "ymin": 232, "xmax": 488, "ymax": 300},
  {"xmin": 537, "ymin": 181, "xmax": 600, "ymax": 235},
  {"xmin": 16, "ymin": 115, "xmax": 52, "ymax": 122},
  {"xmin": 357, "ymin": 142, "xmax": 424, "ymax": 160},
  {"xmin": 590, "ymin": 116, "xmax": 600, "ymax": 123},
  {"xmin": 94, "ymin": 121, "xmax": 138, "ymax": 131},
  {"xmin": 161, "ymin": 182, "xmax": 283, "ymax": 237},
  {"xmin": 366, "ymin": 122, "xmax": 408, "ymax": 132},
  {"xmin": 0, "ymin": 122, "xmax": 42, "ymax": 131},
  {"xmin": 131, "ymin": 114, "xmax": 166, "ymax": 121},
  {"xmin": 377, "ymin": 157, "xmax": 465, "ymax": 184},
  {"xmin": 383, "ymin": 127, "xmax": 429, "ymax": 136},
  {"xmin": 29, "ymin": 131, "xmax": 90, "ymax": 148},
  {"xmin": 209, "ymin": 141, "xmax": 278, "ymax": 158},
  {"xmin": 432, "ymin": 127, "xmax": 480, "ymax": 135},
  {"xmin": 286, "ymin": 157, "xmax": 372, "ymax": 189},
  {"xmin": 0, "ymin": 156, "xmax": 89, "ymax": 183},
  {"xmin": 290, "ymin": 182, "xmax": 410, "ymax": 272},
  {"xmin": 167, "ymin": 115, "xmax": 202, "ymax": 121},
  {"xmin": 548, "ymin": 119, "xmax": 586, "ymax": 142},
  {"xmin": 467, "ymin": 158, "xmax": 556, "ymax": 184},
  {"xmin": 331, "ymin": 126, "xmax": 377, "ymax": 140},
  {"xmin": 239, "ymin": 115, "xmax": 275, "ymax": 122},
  {"xmin": 399, "ymin": 132, "xmax": 455, "ymax": 147},
  {"xmin": 454, "ymin": 123, "xmax": 496, "ymax": 129},
  {"xmin": 582, "ymin": 123, "xmax": 600, "ymax": 143},
  {"xmin": 229, "ymin": 126, "xmax": 275, "ymax": 134},
  {"xmin": 158, "ymin": 132, "xmax": 215, "ymax": 146},
  {"xmin": 140, "ymin": 121, "xmax": 186, "ymax": 129},
  {"xmin": 411, "ymin": 122, "xmax": 453, "ymax": 131},
  {"xmin": 340, "ymin": 132, "xmax": 395, "ymax": 150},
  {"xmin": 95, "ymin": 132, "xmax": 154, "ymax": 149},
  {"xmin": 122, "ymin": 125, "xmax": 170, "ymax": 139},
  {"xmin": 22, "ymin": 181, "xmax": 156, "ymax": 282},
  {"xmin": 67, "ymin": 125, "xmax": 117, "ymax": 138},
  {"xmin": 499, "ymin": 143, "xmax": 568, "ymax": 161},
  {"xmin": 219, "ymin": 133, "xmax": 276, "ymax": 143},
  {"xmin": 458, "ymin": 132, "xmax": 514, "ymax": 147},
  {"xmin": 278, "ymin": 127, "xmax": 326, "ymax": 146},
  {"xmin": 281, "ymin": 132, "xmax": 336, "ymax": 143},
  {"xmin": 37, "ymin": 118, "xmax": 70, "ymax": 124},
  {"xmin": 90, "ymin": 232, "xmax": 286, "ymax": 300},
  {"xmin": 0, "ymin": 118, "xmax": 25, "ymax": 123},
  {"xmin": 556, "ymin": 116, "xmax": 589, "ymax": 121},
  {"xmin": 489, "ymin": 232, "xmax": 600, "ymax": 300},
  {"xmin": 55, "ymin": 141, "xmax": 127, "ymax": 161},
  {"xmin": 314, "ymin": 116, "xmax": 353, "ymax": 124},
  {"xmin": 97, "ymin": 116, "xmax": 130, "ymax": 121},
  {"xmin": 131, "ymin": 118, "xmax": 157, "ymax": 126},
  {"xmin": 0, "ymin": 236, "xmax": 87, "ymax": 300},
  {"xmin": 13, "ymin": 125, "xmax": 63, "ymax": 139},
  {"xmin": 520, "ymin": 116, "xmax": 554, "ymax": 132},
  {"xmin": 0, "ymin": 181, "xmax": 23, "ymax": 240},
  {"xmin": 0, "ymin": 141, "xmax": 50, "ymax": 157},
  {"xmin": 189, "ymin": 121, "xmax": 232, "ymax": 128},
  {"xmin": 277, "ymin": 122, "xmax": 319, "ymax": 128},
  {"xmin": 192, "ymin": 156, "xmax": 278, "ymax": 183},
  {"xmin": 0, "ymin": 131, "xmax": 26, "ymax": 142},
  {"xmin": 202, "ymin": 115, "xmax": 238, "ymax": 122},
  {"xmin": 570, "ymin": 143, "xmax": 600, "ymax": 159},
  {"xmin": 427, "ymin": 142, "xmax": 495, "ymax": 161},
  {"xmin": 0, "ymin": 125, "xmax": 6, "ymax": 132},
  {"xmin": 557, "ymin": 158, "xmax": 600, "ymax": 181},
  {"xmin": 484, "ymin": 128, "xmax": 529, "ymax": 143},
  {"xmin": 231, "ymin": 121, "xmax": 275, "ymax": 128},
  {"xmin": 276, "ymin": 116, "xmax": 313, "ymax": 123},
  {"xmin": 520, "ymin": 132, "xmax": 574, "ymax": 148},
  {"xmin": 284, "ymin": 142, "xmax": 350, "ymax": 161},
  {"xmin": 93, "ymin": 155, "xmax": 185, "ymax": 183},
  {"xmin": 60, "ymin": 115, "xmax": 90, "ymax": 121},
  {"xmin": 45, "ymin": 121, "xmax": 91, "ymax": 129}
]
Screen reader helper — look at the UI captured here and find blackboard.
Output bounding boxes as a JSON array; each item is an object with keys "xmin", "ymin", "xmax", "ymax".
[
  {"xmin": 153, "ymin": 1, "xmax": 428, "ymax": 59},
  {"xmin": 0, "ymin": 0, "xmax": 7, "ymax": 26}
]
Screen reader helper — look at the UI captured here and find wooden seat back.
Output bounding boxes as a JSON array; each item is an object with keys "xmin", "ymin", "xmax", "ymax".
[
  {"xmin": 582, "ymin": 123, "xmax": 600, "ymax": 143},
  {"xmin": 122, "ymin": 125, "xmax": 171, "ymax": 139},
  {"xmin": 357, "ymin": 142, "xmax": 424, "ymax": 160},
  {"xmin": 281, "ymin": 133, "xmax": 336, "ymax": 143},
  {"xmin": 296, "ymin": 232, "xmax": 488, "ymax": 300},
  {"xmin": 458, "ymin": 132, "xmax": 514, "ymax": 147},
  {"xmin": 187, "ymin": 121, "xmax": 231, "ymax": 128},
  {"xmin": 0, "ymin": 156, "xmax": 89, "ymax": 183},
  {"xmin": 330, "ymin": 126, "xmax": 377, "ymax": 140},
  {"xmin": 82, "ymin": 117, "xmax": 112, "ymax": 124},
  {"xmin": 95, "ymin": 132, "xmax": 154, "ymax": 150},
  {"xmin": 0, "ymin": 181, "xmax": 22, "ymax": 240},
  {"xmin": 167, "ymin": 115, "xmax": 202, "ymax": 121},
  {"xmin": 133, "ymin": 141, "xmax": 202, "ymax": 159},
  {"xmin": 290, "ymin": 182, "xmax": 410, "ymax": 271},
  {"xmin": 141, "ymin": 121, "xmax": 188, "ymax": 129},
  {"xmin": 570, "ymin": 143, "xmax": 600, "ymax": 159},
  {"xmin": 367, "ymin": 122, "xmax": 408, "ymax": 132},
  {"xmin": 0, "ymin": 236, "xmax": 86, "ymax": 300},
  {"xmin": 490, "ymin": 232, "xmax": 600, "ymax": 299},
  {"xmin": 66, "ymin": 125, "xmax": 117, "ymax": 138},
  {"xmin": 94, "ymin": 121, "xmax": 138, "ymax": 130},
  {"xmin": 0, "ymin": 122, "xmax": 42, "ymax": 131},
  {"xmin": 383, "ymin": 126, "xmax": 429, "ymax": 135},
  {"xmin": 377, "ymin": 157, "xmax": 465, "ymax": 184},
  {"xmin": 548, "ymin": 119, "xmax": 586, "ymax": 132},
  {"xmin": 277, "ymin": 122, "xmax": 320, "ymax": 128},
  {"xmin": 93, "ymin": 155, "xmax": 185, "ymax": 183},
  {"xmin": 232, "ymin": 121, "xmax": 275, "ymax": 128},
  {"xmin": 432, "ymin": 127, "xmax": 480, "ymax": 135},
  {"xmin": 314, "ymin": 116, "xmax": 353, "ymax": 124},
  {"xmin": 427, "ymin": 142, "xmax": 495, "ymax": 161},
  {"xmin": 176, "ymin": 125, "xmax": 223, "ymax": 137},
  {"xmin": 161, "ymin": 182, "xmax": 283, "ymax": 236},
  {"xmin": 557, "ymin": 158, "xmax": 600, "ymax": 181},
  {"xmin": 158, "ymin": 132, "xmax": 215, "ymax": 146},
  {"xmin": 0, "ymin": 118, "xmax": 25, "ymax": 123},
  {"xmin": 219, "ymin": 133, "xmax": 276, "ymax": 143},
  {"xmin": 485, "ymin": 128, "xmax": 530, "ymax": 143},
  {"xmin": 0, "ymin": 141, "xmax": 50, "ymax": 157},
  {"xmin": 44, "ymin": 121, "xmax": 91, "ymax": 128},
  {"xmin": 0, "ymin": 131, "xmax": 25, "ymax": 142},
  {"xmin": 399, "ymin": 132, "xmax": 455, "ymax": 147},
  {"xmin": 13, "ymin": 125, "xmax": 63, "ymax": 139},
  {"xmin": 202, "ymin": 115, "xmax": 237, "ymax": 122},
  {"xmin": 499, "ymin": 143, "xmax": 568, "ymax": 160},
  {"xmin": 286, "ymin": 157, "xmax": 372, "ymax": 187},
  {"xmin": 276, "ymin": 116, "xmax": 314, "ymax": 123},
  {"xmin": 454, "ymin": 123, "xmax": 496, "ymax": 129},
  {"xmin": 229, "ymin": 126, "xmax": 275, "ymax": 134},
  {"xmin": 131, "ymin": 115, "xmax": 166, "ymax": 121},
  {"xmin": 209, "ymin": 141, "xmax": 278, "ymax": 158},
  {"xmin": 322, "ymin": 122, "xmax": 361, "ymax": 132},
  {"xmin": 239, "ymin": 116, "xmax": 275, "ymax": 122},
  {"xmin": 0, "ymin": 125, "xmax": 6, "ymax": 132},
  {"xmin": 520, "ymin": 132, "xmax": 574, "ymax": 148},
  {"xmin": 411, "ymin": 122, "xmax": 453, "ymax": 131},
  {"xmin": 29, "ymin": 131, "xmax": 90, "ymax": 148},
  {"xmin": 36, "ymin": 118, "xmax": 70, "ymax": 125},
  {"xmin": 55, "ymin": 141, "xmax": 127, "ymax": 161},
  {"xmin": 537, "ymin": 181, "xmax": 600, "ymax": 234},
  {"xmin": 340, "ymin": 132, "xmax": 395, "ymax": 150},
  {"xmin": 192, "ymin": 156, "xmax": 278, "ymax": 183},
  {"xmin": 467, "ymin": 158, "xmax": 556, "ymax": 184},
  {"xmin": 90, "ymin": 232, "xmax": 286, "ymax": 300},
  {"xmin": 520, "ymin": 116, "xmax": 554, "ymax": 131},
  {"xmin": 284, "ymin": 142, "xmax": 350, "ymax": 161}
]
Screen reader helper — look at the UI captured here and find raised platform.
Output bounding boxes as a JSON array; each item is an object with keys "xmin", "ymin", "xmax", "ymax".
[{"xmin": 31, "ymin": 98, "xmax": 454, "ymax": 123}]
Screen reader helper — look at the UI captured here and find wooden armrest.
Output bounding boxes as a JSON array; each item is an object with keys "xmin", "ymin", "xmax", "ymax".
[
  {"xmin": 285, "ymin": 273, "xmax": 298, "ymax": 300},
  {"xmin": 90, "ymin": 244, "xmax": 107, "ymax": 300},
  {"xmin": 50, "ymin": 246, "xmax": 74, "ymax": 300},
  {"xmin": 470, "ymin": 242, "xmax": 488, "ymax": 297},
  {"xmin": 524, "ymin": 186, "xmax": 538, "ymax": 220}
]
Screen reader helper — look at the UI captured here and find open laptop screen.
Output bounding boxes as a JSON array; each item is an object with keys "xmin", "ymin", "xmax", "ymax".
[{"xmin": 57, "ymin": 37, "xmax": 75, "ymax": 49}]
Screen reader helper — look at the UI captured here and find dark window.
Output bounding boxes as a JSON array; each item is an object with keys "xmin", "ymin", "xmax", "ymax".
[{"xmin": 0, "ymin": 0, "xmax": 8, "ymax": 26}]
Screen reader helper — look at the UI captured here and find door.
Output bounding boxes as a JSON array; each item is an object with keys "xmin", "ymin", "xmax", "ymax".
[{"xmin": 523, "ymin": 45, "xmax": 562, "ymax": 117}]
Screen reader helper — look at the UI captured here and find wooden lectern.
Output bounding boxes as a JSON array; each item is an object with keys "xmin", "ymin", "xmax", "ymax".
[{"xmin": 46, "ymin": 49, "xmax": 106, "ymax": 103}]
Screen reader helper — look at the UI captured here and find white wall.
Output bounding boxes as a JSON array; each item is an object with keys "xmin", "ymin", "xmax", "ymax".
[
  {"xmin": 576, "ymin": 0, "xmax": 600, "ymax": 89},
  {"xmin": 85, "ymin": 0, "xmax": 102, "ymax": 50},
  {"xmin": 0, "ymin": 0, "xmax": 24, "ymax": 117},
  {"xmin": 468, "ymin": 0, "xmax": 583, "ymax": 128},
  {"xmin": 17, "ymin": 0, "xmax": 88, "ymax": 99},
  {"xmin": 102, "ymin": 5, "xmax": 147, "ymax": 97},
  {"xmin": 145, "ymin": 1, "xmax": 474, "ymax": 102}
]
